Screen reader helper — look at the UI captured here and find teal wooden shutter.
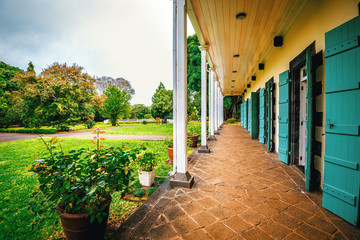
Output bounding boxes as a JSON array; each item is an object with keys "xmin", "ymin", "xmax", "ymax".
[
  {"xmin": 305, "ymin": 47, "xmax": 313, "ymax": 190},
  {"xmin": 266, "ymin": 81, "xmax": 272, "ymax": 151},
  {"xmin": 278, "ymin": 71, "xmax": 290, "ymax": 164},
  {"xmin": 241, "ymin": 103, "xmax": 244, "ymax": 127},
  {"xmin": 259, "ymin": 89, "xmax": 265, "ymax": 143},
  {"xmin": 250, "ymin": 92, "xmax": 259, "ymax": 139},
  {"xmin": 323, "ymin": 16, "xmax": 360, "ymax": 227},
  {"xmin": 248, "ymin": 97, "xmax": 252, "ymax": 132},
  {"xmin": 244, "ymin": 100, "xmax": 248, "ymax": 129}
]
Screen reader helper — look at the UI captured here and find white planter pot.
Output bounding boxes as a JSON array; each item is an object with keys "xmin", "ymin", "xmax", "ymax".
[{"xmin": 138, "ymin": 168, "xmax": 156, "ymax": 187}]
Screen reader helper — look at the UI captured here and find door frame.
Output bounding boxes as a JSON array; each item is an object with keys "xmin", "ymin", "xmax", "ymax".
[{"xmin": 289, "ymin": 42, "xmax": 316, "ymax": 189}]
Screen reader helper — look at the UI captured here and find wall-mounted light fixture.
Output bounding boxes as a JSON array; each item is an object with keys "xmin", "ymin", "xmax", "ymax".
[
  {"xmin": 244, "ymin": 89, "xmax": 247, "ymax": 93},
  {"xmin": 259, "ymin": 63, "xmax": 265, "ymax": 70},
  {"xmin": 247, "ymin": 83, "xmax": 251, "ymax": 88},
  {"xmin": 233, "ymin": 54, "xmax": 240, "ymax": 58},
  {"xmin": 236, "ymin": 13, "xmax": 246, "ymax": 20},
  {"xmin": 232, "ymin": 70, "xmax": 237, "ymax": 73},
  {"xmin": 274, "ymin": 36, "xmax": 283, "ymax": 47},
  {"xmin": 231, "ymin": 80, "xmax": 235, "ymax": 82},
  {"xmin": 251, "ymin": 76, "xmax": 256, "ymax": 81}
]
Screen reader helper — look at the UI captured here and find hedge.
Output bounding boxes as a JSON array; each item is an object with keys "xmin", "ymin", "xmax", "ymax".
[{"xmin": 0, "ymin": 128, "xmax": 57, "ymax": 134}]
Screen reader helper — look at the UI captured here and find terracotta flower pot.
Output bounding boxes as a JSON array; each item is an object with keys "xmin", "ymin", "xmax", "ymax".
[
  {"xmin": 138, "ymin": 168, "xmax": 156, "ymax": 187},
  {"xmin": 187, "ymin": 135, "xmax": 199, "ymax": 147},
  {"xmin": 57, "ymin": 203, "xmax": 110, "ymax": 240},
  {"xmin": 166, "ymin": 146, "xmax": 173, "ymax": 164}
]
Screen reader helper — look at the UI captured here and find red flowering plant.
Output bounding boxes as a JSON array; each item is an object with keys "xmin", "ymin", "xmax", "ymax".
[{"xmin": 27, "ymin": 128, "xmax": 143, "ymax": 223}]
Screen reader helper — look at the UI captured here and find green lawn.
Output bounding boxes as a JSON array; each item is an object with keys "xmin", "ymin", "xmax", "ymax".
[
  {"xmin": 104, "ymin": 122, "xmax": 201, "ymax": 136},
  {"xmin": 0, "ymin": 138, "xmax": 171, "ymax": 240}
]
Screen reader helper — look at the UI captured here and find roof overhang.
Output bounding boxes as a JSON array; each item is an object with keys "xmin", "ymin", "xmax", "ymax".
[{"xmin": 187, "ymin": 0, "xmax": 309, "ymax": 96}]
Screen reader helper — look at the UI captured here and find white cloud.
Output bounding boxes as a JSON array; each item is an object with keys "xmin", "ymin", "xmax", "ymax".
[{"xmin": 0, "ymin": 0, "xmax": 195, "ymax": 106}]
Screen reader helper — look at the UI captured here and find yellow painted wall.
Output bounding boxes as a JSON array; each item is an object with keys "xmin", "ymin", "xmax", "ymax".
[{"xmin": 243, "ymin": 0, "xmax": 359, "ymax": 188}]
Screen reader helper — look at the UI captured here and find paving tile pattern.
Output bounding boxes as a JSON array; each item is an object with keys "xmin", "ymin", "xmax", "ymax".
[{"xmin": 109, "ymin": 125, "xmax": 360, "ymax": 240}]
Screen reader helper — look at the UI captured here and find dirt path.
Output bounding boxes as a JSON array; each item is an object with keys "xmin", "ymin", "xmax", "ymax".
[{"xmin": 0, "ymin": 132, "xmax": 164, "ymax": 143}]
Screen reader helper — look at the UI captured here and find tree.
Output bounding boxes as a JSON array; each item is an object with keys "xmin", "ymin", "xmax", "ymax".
[
  {"xmin": 103, "ymin": 85, "xmax": 131, "ymax": 126},
  {"xmin": 150, "ymin": 82, "xmax": 173, "ymax": 123},
  {"xmin": 94, "ymin": 76, "xmax": 135, "ymax": 96},
  {"xmin": 14, "ymin": 63, "xmax": 96, "ymax": 130},
  {"xmin": 131, "ymin": 104, "xmax": 150, "ymax": 119},
  {"xmin": 26, "ymin": 61, "xmax": 35, "ymax": 73},
  {"xmin": 223, "ymin": 96, "xmax": 241, "ymax": 120},
  {"xmin": 187, "ymin": 34, "xmax": 202, "ymax": 92},
  {"xmin": 0, "ymin": 61, "xmax": 25, "ymax": 127}
]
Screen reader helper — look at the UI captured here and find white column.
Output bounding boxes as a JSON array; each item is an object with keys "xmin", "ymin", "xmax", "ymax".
[
  {"xmin": 220, "ymin": 93, "xmax": 223, "ymax": 125},
  {"xmin": 199, "ymin": 45, "xmax": 210, "ymax": 152},
  {"xmin": 170, "ymin": 0, "xmax": 194, "ymax": 188},
  {"xmin": 214, "ymin": 81, "xmax": 218, "ymax": 133},
  {"xmin": 172, "ymin": 0, "xmax": 177, "ymax": 173},
  {"xmin": 208, "ymin": 69, "xmax": 216, "ymax": 140}
]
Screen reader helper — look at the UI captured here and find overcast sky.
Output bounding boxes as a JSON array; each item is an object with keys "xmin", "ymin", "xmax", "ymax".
[{"xmin": 0, "ymin": 0, "xmax": 195, "ymax": 106}]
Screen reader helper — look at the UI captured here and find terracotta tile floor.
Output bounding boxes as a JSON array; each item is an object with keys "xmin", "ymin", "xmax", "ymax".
[{"xmin": 109, "ymin": 125, "xmax": 360, "ymax": 240}]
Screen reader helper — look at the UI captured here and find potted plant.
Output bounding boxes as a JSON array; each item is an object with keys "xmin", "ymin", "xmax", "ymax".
[
  {"xmin": 187, "ymin": 126, "xmax": 200, "ymax": 147},
  {"xmin": 27, "ymin": 128, "xmax": 141, "ymax": 240},
  {"xmin": 137, "ymin": 150, "xmax": 158, "ymax": 187},
  {"xmin": 163, "ymin": 136, "xmax": 173, "ymax": 164}
]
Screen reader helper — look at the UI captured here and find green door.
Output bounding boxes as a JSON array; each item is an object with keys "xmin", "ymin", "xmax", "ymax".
[
  {"xmin": 250, "ymin": 92, "xmax": 259, "ymax": 139},
  {"xmin": 259, "ymin": 89, "xmax": 265, "ymax": 143},
  {"xmin": 305, "ymin": 47, "xmax": 313, "ymax": 191},
  {"xmin": 323, "ymin": 16, "xmax": 360, "ymax": 227},
  {"xmin": 278, "ymin": 71, "xmax": 290, "ymax": 164}
]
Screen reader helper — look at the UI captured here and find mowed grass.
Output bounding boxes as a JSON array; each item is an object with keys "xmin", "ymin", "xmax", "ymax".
[
  {"xmin": 105, "ymin": 122, "xmax": 201, "ymax": 136},
  {"xmin": 0, "ymin": 138, "xmax": 171, "ymax": 240}
]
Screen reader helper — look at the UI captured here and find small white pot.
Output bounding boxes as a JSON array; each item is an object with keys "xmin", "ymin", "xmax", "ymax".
[{"xmin": 138, "ymin": 168, "xmax": 156, "ymax": 187}]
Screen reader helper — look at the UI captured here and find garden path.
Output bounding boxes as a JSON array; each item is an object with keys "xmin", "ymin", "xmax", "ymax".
[
  {"xmin": 0, "ymin": 131, "xmax": 164, "ymax": 142},
  {"xmin": 109, "ymin": 124, "xmax": 360, "ymax": 240}
]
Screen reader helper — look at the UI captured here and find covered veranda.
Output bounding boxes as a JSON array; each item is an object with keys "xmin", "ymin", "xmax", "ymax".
[{"xmin": 110, "ymin": 124, "xmax": 359, "ymax": 239}]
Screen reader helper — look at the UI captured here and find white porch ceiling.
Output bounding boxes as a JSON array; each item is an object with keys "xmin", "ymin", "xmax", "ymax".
[{"xmin": 187, "ymin": 0, "xmax": 309, "ymax": 95}]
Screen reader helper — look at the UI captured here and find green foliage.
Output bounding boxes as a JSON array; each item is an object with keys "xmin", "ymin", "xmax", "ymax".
[
  {"xmin": 84, "ymin": 120, "xmax": 96, "ymax": 129},
  {"xmin": 144, "ymin": 113, "xmax": 153, "ymax": 119},
  {"xmin": 27, "ymin": 129, "xmax": 142, "ymax": 223},
  {"xmin": 136, "ymin": 150, "xmax": 158, "ymax": 172},
  {"xmin": 150, "ymin": 82, "xmax": 173, "ymax": 121},
  {"xmin": 0, "ymin": 61, "xmax": 25, "ymax": 127},
  {"xmin": 226, "ymin": 118, "xmax": 237, "ymax": 124},
  {"xmin": 163, "ymin": 136, "xmax": 173, "ymax": 147},
  {"xmin": 26, "ymin": 61, "xmax": 35, "ymax": 73},
  {"xmin": 147, "ymin": 187, "xmax": 158, "ymax": 196},
  {"xmin": 0, "ymin": 128, "xmax": 57, "ymax": 134},
  {"xmin": 132, "ymin": 189, "xmax": 145, "ymax": 198},
  {"xmin": 223, "ymin": 96, "xmax": 241, "ymax": 120},
  {"xmin": 142, "ymin": 120, "xmax": 148, "ymax": 125},
  {"xmin": 103, "ymin": 85, "xmax": 131, "ymax": 126},
  {"xmin": 131, "ymin": 104, "xmax": 150, "ymax": 119},
  {"xmin": 187, "ymin": 126, "xmax": 200, "ymax": 136},
  {"xmin": 0, "ymin": 138, "xmax": 168, "ymax": 239},
  {"xmin": 187, "ymin": 34, "xmax": 202, "ymax": 92},
  {"xmin": 14, "ymin": 63, "xmax": 96, "ymax": 129}
]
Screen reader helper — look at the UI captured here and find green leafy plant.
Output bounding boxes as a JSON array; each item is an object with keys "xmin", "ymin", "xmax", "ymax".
[
  {"xmin": 136, "ymin": 150, "xmax": 158, "ymax": 172},
  {"xmin": 163, "ymin": 136, "xmax": 173, "ymax": 148},
  {"xmin": 187, "ymin": 126, "xmax": 200, "ymax": 136},
  {"xmin": 226, "ymin": 118, "xmax": 237, "ymax": 124},
  {"xmin": 27, "ymin": 128, "xmax": 142, "ymax": 223},
  {"xmin": 84, "ymin": 120, "xmax": 96, "ymax": 129}
]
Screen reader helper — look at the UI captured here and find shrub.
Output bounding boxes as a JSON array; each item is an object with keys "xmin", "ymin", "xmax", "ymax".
[
  {"xmin": 142, "ymin": 120, "xmax": 147, "ymax": 125},
  {"xmin": 226, "ymin": 118, "xmax": 237, "ymax": 124},
  {"xmin": 0, "ymin": 128, "xmax": 57, "ymax": 134},
  {"xmin": 27, "ymin": 129, "xmax": 143, "ymax": 223},
  {"xmin": 84, "ymin": 120, "xmax": 96, "ymax": 129}
]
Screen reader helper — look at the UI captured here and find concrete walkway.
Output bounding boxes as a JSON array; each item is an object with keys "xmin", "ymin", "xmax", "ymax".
[{"xmin": 109, "ymin": 125, "xmax": 360, "ymax": 240}]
